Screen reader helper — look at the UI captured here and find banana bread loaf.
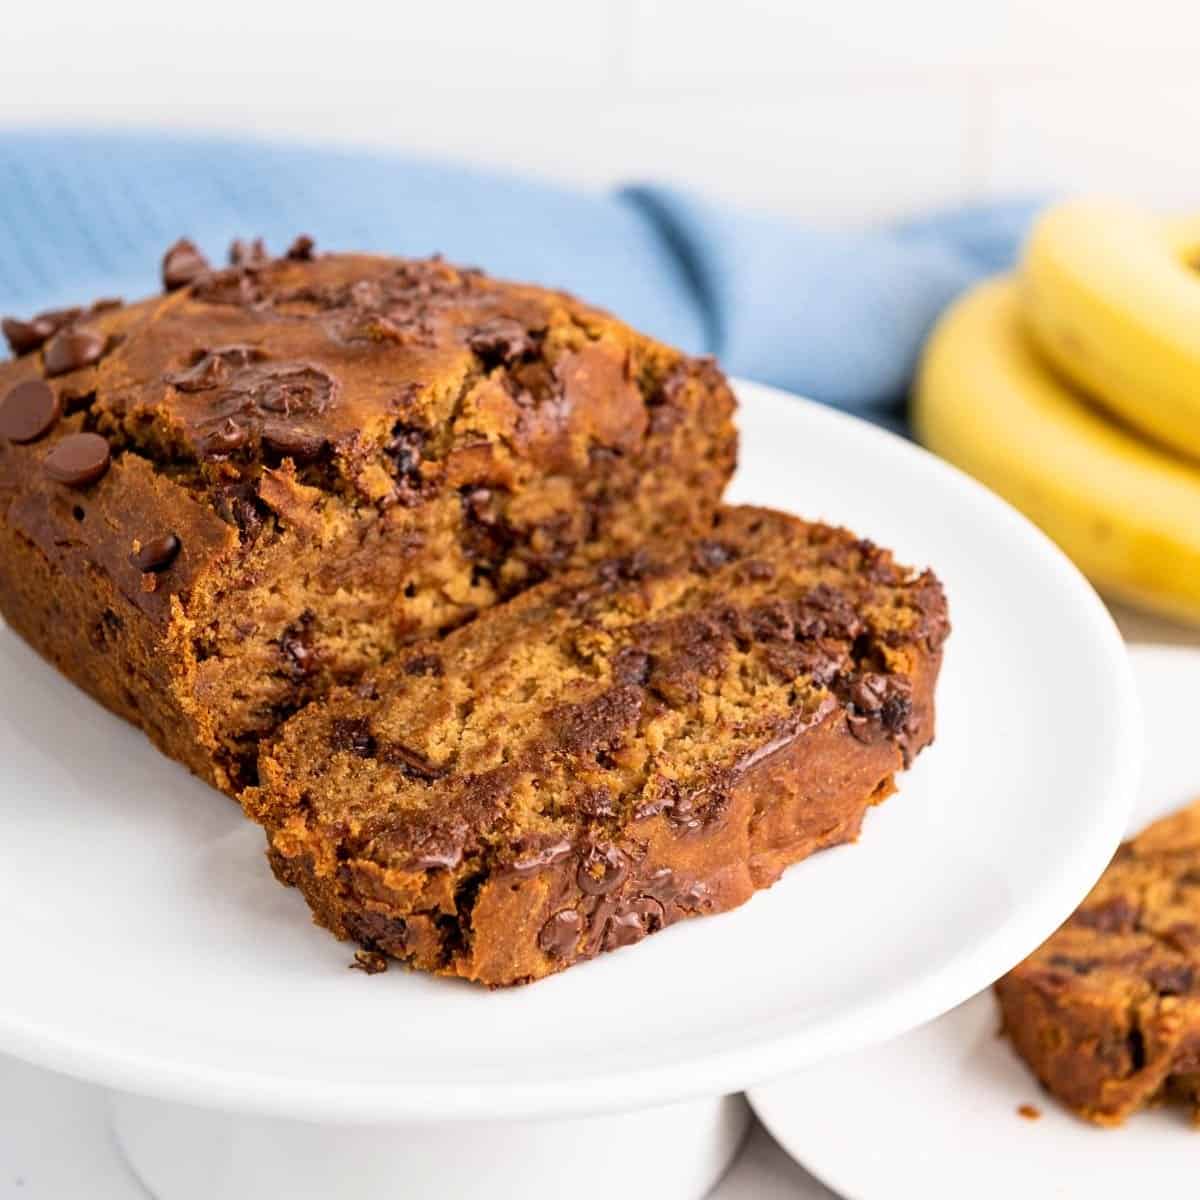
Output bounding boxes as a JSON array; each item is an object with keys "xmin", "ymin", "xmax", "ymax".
[
  {"xmin": 247, "ymin": 506, "xmax": 949, "ymax": 986},
  {"xmin": 0, "ymin": 238, "xmax": 737, "ymax": 793},
  {"xmin": 996, "ymin": 799, "xmax": 1200, "ymax": 1125}
]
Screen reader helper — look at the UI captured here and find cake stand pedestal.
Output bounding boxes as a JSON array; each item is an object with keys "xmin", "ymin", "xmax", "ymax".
[{"xmin": 109, "ymin": 1089, "xmax": 750, "ymax": 1200}]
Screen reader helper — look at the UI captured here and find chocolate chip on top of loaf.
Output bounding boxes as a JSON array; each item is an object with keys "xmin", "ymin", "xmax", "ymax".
[
  {"xmin": 997, "ymin": 799, "xmax": 1200, "ymax": 1126},
  {"xmin": 0, "ymin": 239, "xmax": 737, "ymax": 794},
  {"xmin": 246, "ymin": 506, "xmax": 948, "ymax": 987}
]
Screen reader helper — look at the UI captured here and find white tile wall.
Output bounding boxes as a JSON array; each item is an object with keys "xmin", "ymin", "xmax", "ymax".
[
  {"xmin": 994, "ymin": 0, "xmax": 1200, "ymax": 67},
  {"xmin": 2, "ymin": 0, "xmax": 1199, "ymax": 221},
  {"xmin": 629, "ymin": 0, "xmax": 1006, "ymax": 81},
  {"xmin": 985, "ymin": 80, "xmax": 1200, "ymax": 205}
]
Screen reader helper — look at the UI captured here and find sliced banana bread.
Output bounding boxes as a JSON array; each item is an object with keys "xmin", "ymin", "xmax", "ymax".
[
  {"xmin": 997, "ymin": 799, "xmax": 1200, "ymax": 1125},
  {"xmin": 247, "ymin": 506, "xmax": 949, "ymax": 986},
  {"xmin": 0, "ymin": 239, "xmax": 736, "ymax": 793}
]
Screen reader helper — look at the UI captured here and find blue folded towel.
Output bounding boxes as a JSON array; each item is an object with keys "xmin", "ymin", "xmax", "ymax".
[{"xmin": 0, "ymin": 130, "xmax": 1039, "ymax": 427}]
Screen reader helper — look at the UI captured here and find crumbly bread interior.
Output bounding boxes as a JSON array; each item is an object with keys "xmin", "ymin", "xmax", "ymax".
[{"xmin": 250, "ymin": 505, "xmax": 947, "ymax": 980}]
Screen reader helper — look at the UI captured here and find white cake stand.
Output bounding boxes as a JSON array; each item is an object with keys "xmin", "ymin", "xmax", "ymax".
[{"xmin": 0, "ymin": 383, "xmax": 1140, "ymax": 1199}]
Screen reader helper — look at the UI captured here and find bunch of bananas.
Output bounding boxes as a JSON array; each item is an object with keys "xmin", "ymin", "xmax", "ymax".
[{"xmin": 915, "ymin": 200, "xmax": 1200, "ymax": 625}]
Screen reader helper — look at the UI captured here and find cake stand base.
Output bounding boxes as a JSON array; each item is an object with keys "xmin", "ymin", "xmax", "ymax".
[{"xmin": 109, "ymin": 1089, "xmax": 751, "ymax": 1200}]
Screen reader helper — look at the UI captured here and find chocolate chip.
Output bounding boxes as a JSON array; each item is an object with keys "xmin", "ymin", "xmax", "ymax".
[
  {"xmin": 1127, "ymin": 1028, "xmax": 1147, "ymax": 1073},
  {"xmin": 3, "ymin": 319, "xmax": 44, "ymax": 357},
  {"xmin": 229, "ymin": 238, "xmax": 269, "ymax": 267},
  {"xmin": 43, "ymin": 432, "xmax": 110, "ymax": 487},
  {"xmin": 130, "ymin": 533, "xmax": 181, "ymax": 573},
  {"xmin": 162, "ymin": 239, "xmax": 211, "ymax": 291},
  {"xmin": 663, "ymin": 787, "xmax": 706, "ymax": 831},
  {"xmin": 387, "ymin": 424, "xmax": 425, "ymax": 479},
  {"xmin": 286, "ymin": 234, "xmax": 316, "ymax": 261},
  {"xmin": 379, "ymin": 743, "xmax": 446, "ymax": 783},
  {"xmin": 280, "ymin": 613, "xmax": 318, "ymax": 681},
  {"xmin": 628, "ymin": 777, "xmax": 676, "ymax": 825},
  {"xmin": 165, "ymin": 344, "xmax": 268, "ymax": 394},
  {"xmin": 636, "ymin": 864, "xmax": 711, "ymax": 912},
  {"xmin": 466, "ymin": 317, "xmax": 537, "ymax": 365},
  {"xmin": 253, "ymin": 367, "xmax": 319, "ymax": 415},
  {"xmin": 344, "ymin": 911, "xmax": 408, "ymax": 957},
  {"xmin": 0, "ymin": 379, "xmax": 59, "ymax": 443},
  {"xmin": 509, "ymin": 836, "xmax": 574, "ymax": 875},
  {"xmin": 641, "ymin": 867, "xmax": 679, "ymax": 902},
  {"xmin": 2, "ymin": 308, "xmax": 83, "ymax": 357},
  {"xmin": 538, "ymin": 909, "xmax": 583, "ymax": 959},
  {"xmin": 202, "ymin": 418, "xmax": 248, "ymax": 457},
  {"xmin": 5, "ymin": 317, "xmax": 55, "ymax": 357},
  {"xmin": 796, "ymin": 583, "xmax": 863, "ymax": 641},
  {"xmin": 576, "ymin": 843, "xmax": 629, "ymax": 896},
  {"xmin": 843, "ymin": 672, "xmax": 913, "ymax": 741},
  {"xmin": 402, "ymin": 652, "xmax": 443, "ymax": 677},
  {"xmin": 611, "ymin": 646, "xmax": 651, "ymax": 687},
  {"xmin": 595, "ymin": 552, "xmax": 656, "ymax": 587},
  {"xmin": 405, "ymin": 824, "xmax": 466, "ymax": 870},
  {"xmin": 848, "ymin": 674, "xmax": 889, "ymax": 713},
  {"xmin": 247, "ymin": 363, "xmax": 335, "ymax": 416},
  {"xmin": 748, "ymin": 600, "xmax": 796, "ymax": 643},
  {"xmin": 1073, "ymin": 895, "xmax": 1139, "ymax": 934},
  {"xmin": 673, "ymin": 879, "xmax": 712, "ymax": 913},
  {"xmin": 214, "ymin": 482, "xmax": 266, "ymax": 540},
  {"xmin": 604, "ymin": 896, "xmax": 665, "ymax": 951},
  {"xmin": 42, "ymin": 327, "xmax": 106, "ymax": 377},
  {"xmin": 165, "ymin": 354, "xmax": 228, "ymax": 394},
  {"xmin": 1048, "ymin": 954, "xmax": 1100, "ymax": 976},
  {"xmin": 555, "ymin": 686, "xmax": 643, "ymax": 759},
  {"xmin": 261, "ymin": 423, "xmax": 327, "ymax": 463},
  {"xmin": 329, "ymin": 717, "xmax": 375, "ymax": 758}
]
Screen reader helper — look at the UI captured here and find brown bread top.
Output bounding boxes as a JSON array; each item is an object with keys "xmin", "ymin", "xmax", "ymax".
[
  {"xmin": 0, "ymin": 243, "xmax": 733, "ymax": 627},
  {"xmin": 0, "ymin": 240, "xmax": 737, "ymax": 791}
]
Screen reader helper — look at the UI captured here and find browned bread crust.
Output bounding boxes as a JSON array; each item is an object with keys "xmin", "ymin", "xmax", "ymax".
[
  {"xmin": 996, "ymin": 800, "xmax": 1200, "ymax": 1126},
  {"xmin": 246, "ymin": 506, "xmax": 949, "ymax": 987},
  {"xmin": 0, "ymin": 241, "xmax": 736, "ymax": 793}
]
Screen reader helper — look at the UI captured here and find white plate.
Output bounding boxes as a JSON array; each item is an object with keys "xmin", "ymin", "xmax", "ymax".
[
  {"xmin": 750, "ymin": 645, "xmax": 1194, "ymax": 1200},
  {"xmin": 0, "ymin": 381, "xmax": 1139, "ymax": 1123}
]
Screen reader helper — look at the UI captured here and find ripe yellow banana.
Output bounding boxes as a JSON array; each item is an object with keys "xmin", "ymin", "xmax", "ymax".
[
  {"xmin": 1020, "ymin": 200, "xmax": 1200, "ymax": 460},
  {"xmin": 914, "ymin": 277, "xmax": 1200, "ymax": 625}
]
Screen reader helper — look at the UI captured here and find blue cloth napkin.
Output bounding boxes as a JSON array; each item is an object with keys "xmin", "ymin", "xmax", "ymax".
[{"xmin": 0, "ymin": 130, "xmax": 1039, "ymax": 426}]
